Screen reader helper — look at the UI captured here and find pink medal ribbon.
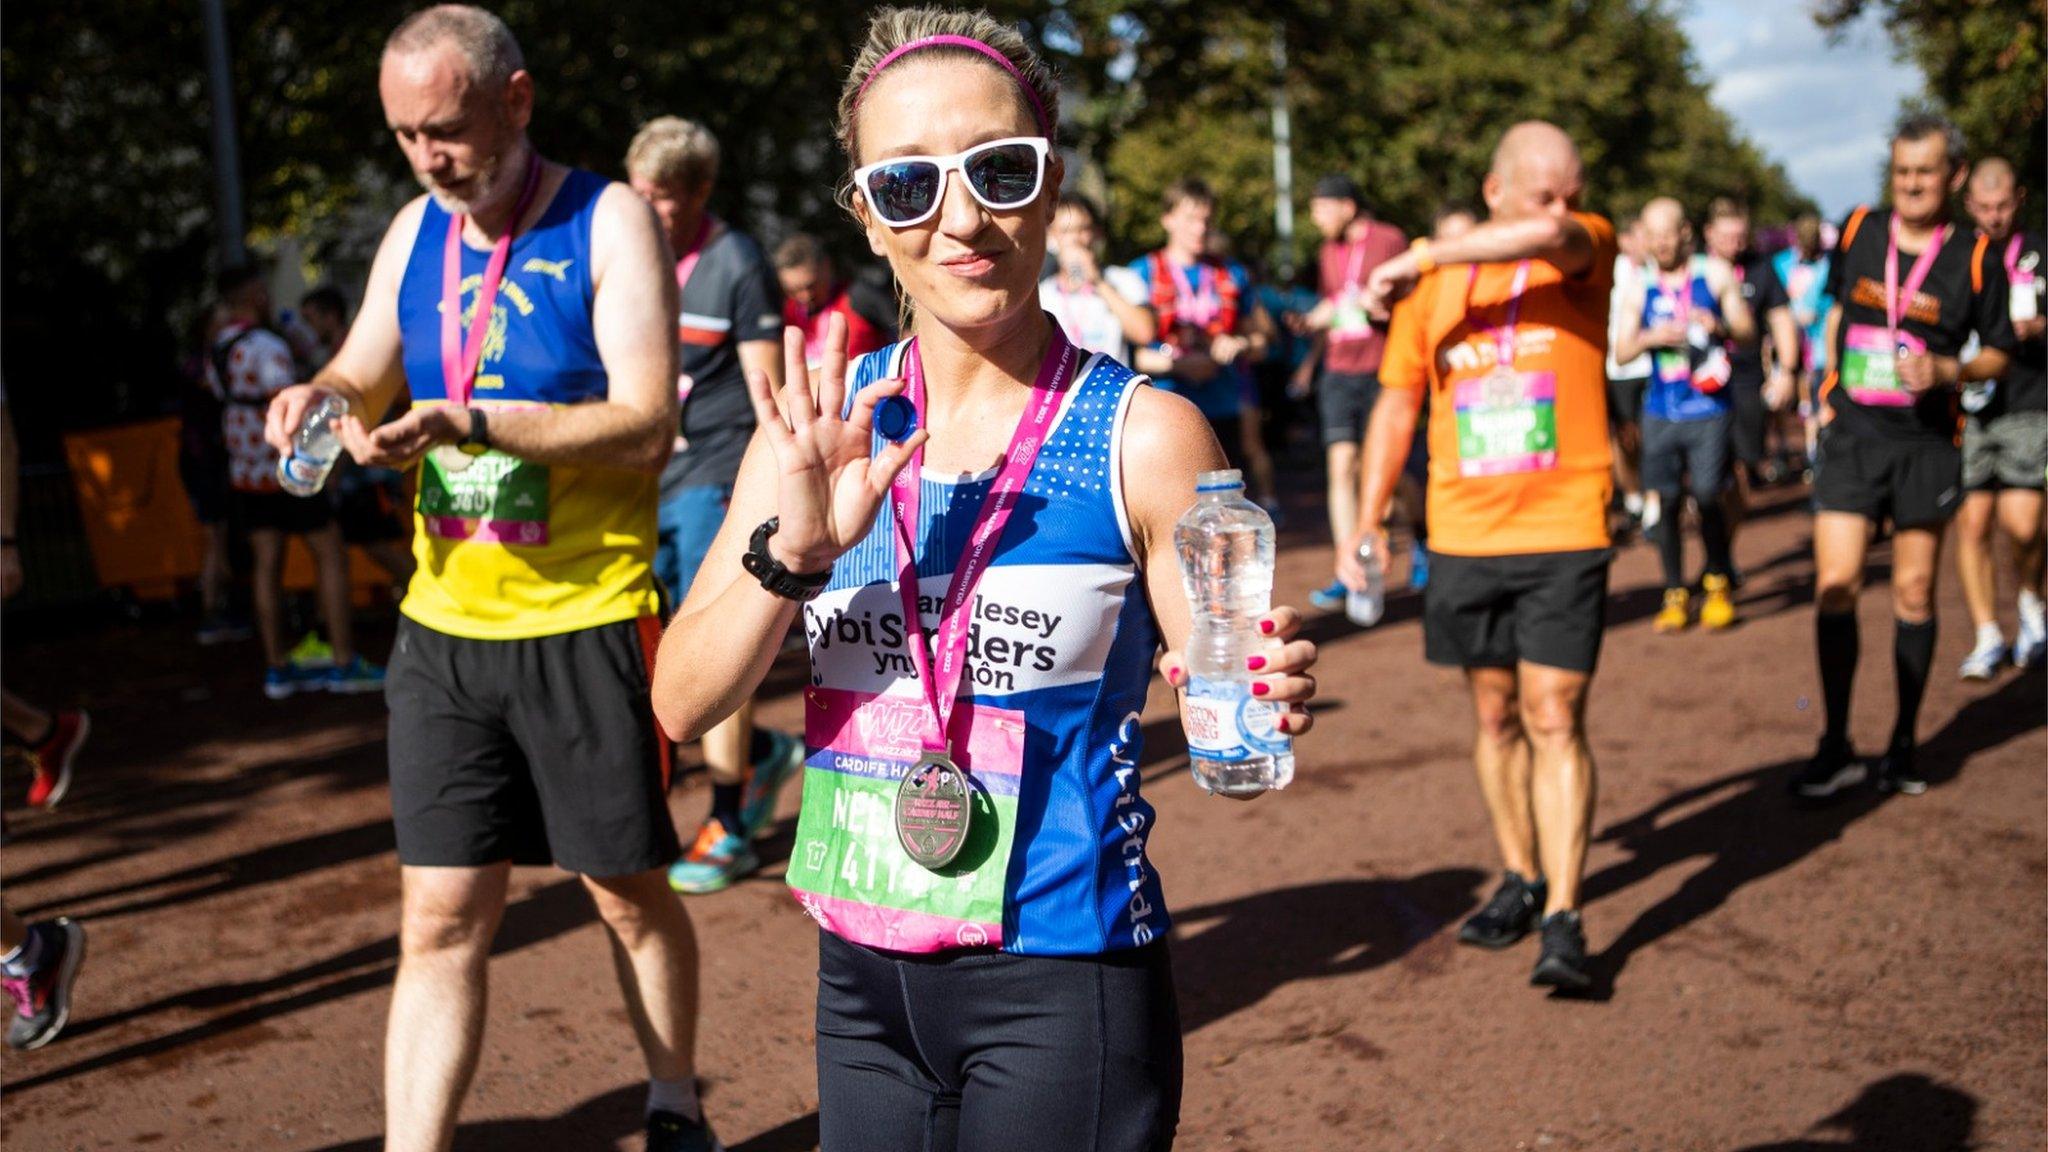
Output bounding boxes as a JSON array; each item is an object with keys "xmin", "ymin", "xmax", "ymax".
[
  {"xmin": 888, "ymin": 324, "xmax": 1078, "ymax": 757},
  {"xmin": 1884, "ymin": 216, "xmax": 1949, "ymax": 354},
  {"xmin": 440, "ymin": 154, "xmax": 545, "ymax": 409},
  {"xmin": 1469, "ymin": 260, "xmax": 1532, "ymax": 372},
  {"xmin": 2006, "ymin": 234, "xmax": 2025, "ymax": 282},
  {"xmin": 672, "ymin": 215, "xmax": 717, "ymax": 406}
]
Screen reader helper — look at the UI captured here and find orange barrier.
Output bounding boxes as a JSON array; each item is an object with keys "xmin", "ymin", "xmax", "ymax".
[{"xmin": 62, "ymin": 418, "xmax": 399, "ymax": 603}]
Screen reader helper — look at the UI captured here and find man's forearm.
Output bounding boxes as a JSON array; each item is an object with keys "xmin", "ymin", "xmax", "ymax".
[
  {"xmin": 1426, "ymin": 215, "xmax": 1588, "ymax": 274},
  {"xmin": 1357, "ymin": 389, "xmax": 1422, "ymax": 533},
  {"xmin": 1959, "ymin": 347, "xmax": 2012, "ymax": 385},
  {"xmin": 474, "ymin": 401, "xmax": 672, "ymax": 472}
]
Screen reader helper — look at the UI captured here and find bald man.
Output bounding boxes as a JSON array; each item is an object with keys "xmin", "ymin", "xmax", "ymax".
[
  {"xmin": 1796, "ymin": 113, "xmax": 2017, "ymax": 802},
  {"xmin": 1612, "ymin": 197, "xmax": 1754, "ymax": 632},
  {"xmin": 1340, "ymin": 121, "xmax": 1617, "ymax": 991},
  {"xmin": 1955, "ymin": 157, "xmax": 2047, "ymax": 677}
]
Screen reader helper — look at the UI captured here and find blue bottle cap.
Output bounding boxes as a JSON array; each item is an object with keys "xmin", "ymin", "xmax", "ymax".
[{"xmin": 874, "ymin": 394, "xmax": 919, "ymax": 443}]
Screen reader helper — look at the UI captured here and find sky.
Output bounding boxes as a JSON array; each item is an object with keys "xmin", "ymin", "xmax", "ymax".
[{"xmin": 1680, "ymin": 0, "xmax": 1923, "ymax": 219}]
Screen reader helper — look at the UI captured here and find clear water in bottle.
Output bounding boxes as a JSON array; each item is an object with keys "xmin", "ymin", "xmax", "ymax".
[
  {"xmin": 277, "ymin": 393, "xmax": 350, "ymax": 497},
  {"xmin": 1174, "ymin": 469, "xmax": 1294, "ymax": 796},
  {"xmin": 1347, "ymin": 537, "xmax": 1385, "ymax": 626}
]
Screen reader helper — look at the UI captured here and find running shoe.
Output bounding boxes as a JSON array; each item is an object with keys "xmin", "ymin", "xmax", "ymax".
[
  {"xmin": 668, "ymin": 817, "xmax": 760, "ymax": 895},
  {"xmin": 1458, "ymin": 871, "xmax": 1547, "ymax": 949},
  {"xmin": 288, "ymin": 631, "xmax": 337, "ymax": 670},
  {"xmin": 1873, "ymin": 741, "xmax": 1927, "ymax": 796},
  {"xmin": 196, "ymin": 614, "xmax": 254, "ymax": 645},
  {"xmin": 646, "ymin": 1109, "xmax": 724, "ymax": 1152},
  {"xmin": 1531, "ymin": 910, "xmax": 1592, "ymax": 990},
  {"xmin": 1652, "ymin": 589, "xmax": 1691, "ymax": 634},
  {"xmin": 2013, "ymin": 615, "xmax": 2046, "ymax": 670},
  {"xmin": 24, "ymin": 709, "xmax": 88, "ymax": 809},
  {"xmin": 1410, "ymin": 546, "xmax": 1431, "ymax": 592},
  {"xmin": 1789, "ymin": 736, "xmax": 1865, "ymax": 800},
  {"xmin": 263, "ymin": 664, "xmax": 326, "ymax": 700},
  {"xmin": 1959, "ymin": 635, "xmax": 2009, "ymax": 681},
  {"xmin": 324, "ymin": 656, "xmax": 387, "ymax": 695},
  {"xmin": 739, "ymin": 729, "xmax": 804, "ymax": 839},
  {"xmin": 1698, "ymin": 573, "xmax": 1737, "ymax": 631},
  {"xmin": 3, "ymin": 918, "xmax": 86, "ymax": 1051},
  {"xmin": 1308, "ymin": 579, "xmax": 1348, "ymax": 611},
  {"xmin": 1639, "ymin": 491, "xmax": 1662, "ymax": 533}
]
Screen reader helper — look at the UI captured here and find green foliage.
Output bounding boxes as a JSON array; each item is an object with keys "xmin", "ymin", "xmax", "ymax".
[{"xmin": 1815, "ymin": 0, "xmax": 2047, "ymax": 205}]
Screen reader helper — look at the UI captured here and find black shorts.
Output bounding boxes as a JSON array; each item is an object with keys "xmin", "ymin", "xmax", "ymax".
[
  {"xmin": 816, "ymin": 930, "xmax": 1181, "ymax": 1152},
  {"xmin": 1606, "ymin": 375, "xmax": 1646, "ymax": 431},
  {"xmin": 1424, "ymin": 548, "xmax": 1611, "ymax": 674},
  {"xmin": 1729, "ymin": 377, "xmax": 1769, "ymax": 466},
  {"xmin": 1316, "ymin": 370, "xmax": 1380, "ymax": 447},
  {"xmin": 1641, "ymin": 412, "xmax": 1733, "ymax": 503},
  {"xmin": 1812, "ymin": 424, "xmax": 1963, "ymax": 530},
  {"xmin": 386, "ymin": 616, "xmax": 680, "ymax": 876},
  {"xmin": 231, "ymin": 489, "xmax": 333, "ymax": 535}
]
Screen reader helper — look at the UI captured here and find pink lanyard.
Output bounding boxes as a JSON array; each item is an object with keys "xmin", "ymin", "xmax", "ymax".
[
  {"xmin": 440, "ymin": 155, "xmax": 544, "ymax": 408},
  {"xmin": 888, "ymin": 327, "xmax": 1078, "ymax": 755},
  {"xmin": 1884, "ymin": 217, "xmax": 1949, "ymax": 347},
  {"xmin": 1467, "ymin": 261, "xmax": 1531, "ymax": 371},
  {"xmin": 674, "ymin": 215, "xmax": 716, "ymax": 297},
  {"xmin": 1658, "ymin": 266, "xmax": 1694, "ymax": 330},
  {"xmin": 1342, "ymin": 226, "xmax": 1372, "ymax": 291},
  {"xmin": 1175, "ymin": 261, "xmax": 1216, "ymax": 324},
  {"xmin": 2006, "ymin": 234, "xmax": 2026, "ymax": 281}
]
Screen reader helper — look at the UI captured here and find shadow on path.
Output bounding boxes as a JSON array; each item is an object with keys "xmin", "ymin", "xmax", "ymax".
[
  {"xmin": 1577, "ymin": 669, "xmax": 2043, "ymax": 999},
  {"xmin": 1727, "ymin": 1072, "xmax": 1977, "ymax": 1151},
  {"xmin": 303, "ymin": 1086, "xmax": 820, "ymax": 1152}
]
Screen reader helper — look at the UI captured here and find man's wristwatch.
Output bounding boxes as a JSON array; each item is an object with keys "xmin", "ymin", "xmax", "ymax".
[
  {"xmin": 742, "ymin": 518, "xmax": 832, "ymax": 602},
  {"xmin": 460, "ymin": 406, "xmax": 491, "ymax": 456}
]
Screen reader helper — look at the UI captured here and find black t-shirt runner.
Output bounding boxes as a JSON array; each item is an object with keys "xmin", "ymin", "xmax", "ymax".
[
  {"xmin": 1825, "ymin": 206, "xmax": 2017, "ymax": 443},
  {"xmin": 1730, "ymin": 254, "xmax": 1790, "ymax": 386},
  {"xmin": 666, "ymin": 224, "xmax": 785, "ymax": 497},
  {"xmin": 1977, "ymin": 230, "xmax": 2046, "ymax": 419}
]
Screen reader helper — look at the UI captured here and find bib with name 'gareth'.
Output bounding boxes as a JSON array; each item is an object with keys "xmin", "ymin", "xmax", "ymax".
[
  {"xmin": 395, "ymin": 169, "xmax": 660, "ymax": 640},
  {"xmin": 787, "ymin": 340, "xmax": 1169, "ymax": 957}
]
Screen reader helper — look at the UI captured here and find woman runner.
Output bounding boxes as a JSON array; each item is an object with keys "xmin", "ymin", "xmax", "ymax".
[{"xmin": 650, "ymin": 8, "xmax": 1320, "ymax": 1150}]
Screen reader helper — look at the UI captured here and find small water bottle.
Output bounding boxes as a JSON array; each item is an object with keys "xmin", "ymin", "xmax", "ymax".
[
  {"xmin": 1347, "ymin": 538, "xmax": 1385, "ymax": 626},
  {"xmin": 1174, "ymin": 469, "xmax": 1294, "ymax": 796},
  {"xmin": 277, "ymin": 393, "xmax": 350, "ymax": 497}
]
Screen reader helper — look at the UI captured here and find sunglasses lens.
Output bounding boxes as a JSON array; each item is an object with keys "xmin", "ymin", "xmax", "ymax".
[
  {"xmin": 965, "ymin": 143, "xmax": 1041, "ymax": 207},
  {"xmin": 866, "ymin": 161, "xmax": 941, "ymax": 223}
]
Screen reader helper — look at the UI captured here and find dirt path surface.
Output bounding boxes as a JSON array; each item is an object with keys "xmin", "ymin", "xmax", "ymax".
[{"xmin": 4, "ymin": 485, "xmax": 2043, "ymax": 1151}]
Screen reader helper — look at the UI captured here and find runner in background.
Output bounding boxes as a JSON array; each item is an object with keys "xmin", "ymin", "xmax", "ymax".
[
  {"xmin": 1301, "ymin": 174, "xmax": 1408, "ymax": 608},
  {"xmin": 776, "ymin": 232, "xmax": 897, "ymax": 371},
  {"xmin": 1774, "ymin": 213, "xmax": 1834, "ymax": 480},
  {"xmin": 1701, "ymin": 198, "xmax": 1798, "ymax": 567},
  {"xmin": 1954, "ymin": 157, "xmax": 2047, "ymax": 677},
  {"xmin": 264, "ymin": 8, "xmax": 717, "ymax": 1148},
  {"xmin": 1130, "ymin": 178, "xmax": 1280, "ymax": 515},
  {"xmin": 1343, "ymin": 121, "xmax": 1617, "ymax": 992},
  {"xmin": 1606, "ymin": 212, "xmax": 1652, "ymax": 537},
  {"xmin": 1795, "ymin": 113, "xmax": 2016, "ymax": 800},
  {"xmin": 1039, "ymin": 194, "xmax": 1154, "ymax": 362},
  {"xmin": 307, "ymin": 286, "xmax": 419, "ymax": 600},
  {"xmin": 1612, "ymin": 198, "xmax": 1753, "ymax": 633},
  {"xmin": 626, "ymin": 116, "xmax": 804, "ymax": 896}
]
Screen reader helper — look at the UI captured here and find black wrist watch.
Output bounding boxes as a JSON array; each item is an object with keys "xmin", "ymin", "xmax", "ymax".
[
  {"xmin": 459, "ymin": 406, "xmax": 491, "ymax": 456},
  {"xmin": 742, "ymin": 518, "xmax": 832, "ymax": 602}
]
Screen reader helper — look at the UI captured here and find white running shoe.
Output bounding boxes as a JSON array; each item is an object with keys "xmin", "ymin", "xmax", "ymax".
[
  {"xmin": 1959, "ymin": 636, "xmax": 2009, "ymax": 681},
  {"xmin": 1639, "ymin": 491, "xmax": 1662, "ymax": 533},
  {"xmin": 2013, "ymin": 617, "xmax": 2046, "ymax": 669}
]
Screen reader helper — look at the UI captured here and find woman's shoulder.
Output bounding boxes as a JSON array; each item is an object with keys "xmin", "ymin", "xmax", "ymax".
[{"xmin": 848, "ymin": 340, "xmax": 913, "ymax": 390}]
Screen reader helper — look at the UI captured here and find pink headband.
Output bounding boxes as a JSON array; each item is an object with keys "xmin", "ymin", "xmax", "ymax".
[{"xmin": 854, "ymin": 34, "xmax": 1050, "ymax": 136}]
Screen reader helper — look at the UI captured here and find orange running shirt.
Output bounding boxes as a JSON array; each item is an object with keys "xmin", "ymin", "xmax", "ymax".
[{"xmin": 1379, "ymin": 212, "xmax": 1618, "ymax": 557}]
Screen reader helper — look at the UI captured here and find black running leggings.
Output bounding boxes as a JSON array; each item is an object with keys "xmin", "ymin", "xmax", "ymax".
[{"xmin": 815, "ymin": 930, "xmax": 1183, "ymax": 1152}]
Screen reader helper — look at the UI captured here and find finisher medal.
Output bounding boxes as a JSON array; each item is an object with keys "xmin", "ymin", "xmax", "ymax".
[
  {"xmin": 433, "ymin": 444, "xmax": 478, "ymax": 473},
  {"xmin": 894, "ymin": 751, "xmax": 972, "ymax": 869}
]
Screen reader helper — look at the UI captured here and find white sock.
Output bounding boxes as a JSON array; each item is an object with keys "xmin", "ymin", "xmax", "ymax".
[
  {"xmin": 647, "ymin": 1078, "xmax": 701, "ymax": 1123},
  {"xmin": 1623, "ymin": 492, "xmax": 1645, "ymax": 516},
  {"xmin": 2019, "ymin": 589, "xmax": 2045, "ymax": 629},
  {"xmin": 1977, "ymin": 622, "xmax": 2006, "ymax": 650}
]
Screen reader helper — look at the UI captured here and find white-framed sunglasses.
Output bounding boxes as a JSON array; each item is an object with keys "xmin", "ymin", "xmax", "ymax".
[{"xmin": 853, "ymin": 136, "xmax": 1051, "ymax": 228}]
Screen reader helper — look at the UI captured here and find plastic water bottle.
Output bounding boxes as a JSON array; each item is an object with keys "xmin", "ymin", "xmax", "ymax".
[
  {"xmin": 1174, "ymin": 468, "xmax": 1294, "ymax": 796},
  {"xmin": 277, "ymin": 393, "xmax": 349, "ymax": 497},
  {"xmin": 1347, "ymin": 538, "xmax": 1385, "ymax": 627}
]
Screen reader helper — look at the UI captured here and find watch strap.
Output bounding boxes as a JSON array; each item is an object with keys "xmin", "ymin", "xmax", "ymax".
[{"xmin": 741, "ymin": 518, "xmax": 831, "ymax": 602}]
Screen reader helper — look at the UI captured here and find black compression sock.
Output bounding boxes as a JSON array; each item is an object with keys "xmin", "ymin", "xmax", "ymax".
[
  {"xmin": 1656, "ymin": 493, "xmax": 1686, "ymax": 589},
  {"xmin": 1817, "ymin": 610, "xmax": 1859, "ymax": 745},
  {"xmin": 711, "ymin": 784, "xmax": 744, "ymax": 834},
  {"xmin": 1699, "ymin": 499, "xmax": 1733, "ymax": 577},
  {"xmin": 1892, "ymin": 616, "xmax": 1937, "ymax": 748}
]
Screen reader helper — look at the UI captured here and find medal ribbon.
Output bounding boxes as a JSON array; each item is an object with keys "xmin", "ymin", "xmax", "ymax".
[
  {"xmin": 1466, "ymin": 260, "xmax": 1531, "ymax": 371},
  {"xmin": 2006, "ymin": 234, "xmax": 2025, "ymax": 281},
  {"xmin": 888, "ymin": 323, "xmax": 1078, "ymax": 755},
  {"xmin": 440, "ymin": 154, "xmax": 545, "ymax": 408},
  {"xmin": 1883, "ymin": 216, "xmax": 1949, "ymax": 351},
  {"xmin": 1342, "ymin": 224, "xmax": 1373, "ymax": 292},
  {"xmin": 674, "ymin": 214, "xmax": 715, "ymax": 296}
]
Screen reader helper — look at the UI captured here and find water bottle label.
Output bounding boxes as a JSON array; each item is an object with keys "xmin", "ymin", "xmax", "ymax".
[
  {"xmin": 281, "ymin": 454, "xmax": 322, "ymax": 486},
  {"xmin": 1184, "ymin": 676, "xmax": 1291, "ymax": 762}
]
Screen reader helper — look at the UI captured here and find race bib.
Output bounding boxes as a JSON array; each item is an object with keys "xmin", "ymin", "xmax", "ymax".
[
  {"xmin": 1652, "ymin": 347, "xmax": 1691, "ymax": 386},
  {"xmin": 1841, "ymin": 323, "xmax": 1924, "ymax": 408},
  {"xmin": 1330, "ymin": 288, "xmax": 1374, "ymax": 343},
  {"xmin": 787, "ymin": 687, "xmax": 1026, "ymax": 953},
  {"xmin": 419, "ymin": 448, "xmax": 551, "ymax": 545},
  {"xmin": 1453, "ymin": 368, "xmax": 1559, "ymax": 477}
]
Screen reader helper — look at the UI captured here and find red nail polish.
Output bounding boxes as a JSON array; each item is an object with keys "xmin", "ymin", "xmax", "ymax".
[
  {"xmin": 1246, "ymin": 655, "xmax": 1266, "ymax": 671},
  {"xmin": 1259, "ymin": 619, "xmax": 1276, "ymax": 635},
  {"xmin": 1252, "ymin": 681, "xmax": 1270, "ymax": 697}
]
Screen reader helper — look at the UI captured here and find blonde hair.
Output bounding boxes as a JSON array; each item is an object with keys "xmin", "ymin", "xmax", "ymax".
[
  {"xmin": 625, "ymin": 116, "xmax": 720, "ymax": 190},
  {"xmin": 835, "ymin": 7, "xmax": 1059, "ymax": 179}
]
